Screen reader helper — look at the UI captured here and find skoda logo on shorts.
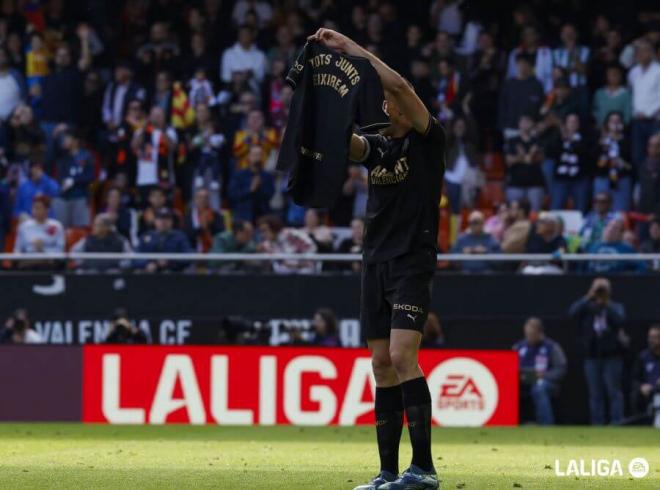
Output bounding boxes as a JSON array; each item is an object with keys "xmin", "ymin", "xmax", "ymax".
[
  {"xmin": 427, "ymin": 357, "xmax": 498, "ymax": 427},
  {"xmin": 392, "ymin": 304, "xmax": 424, "ymax": 314}
]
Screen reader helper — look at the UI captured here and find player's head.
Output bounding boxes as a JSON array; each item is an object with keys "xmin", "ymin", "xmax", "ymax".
[{"xmin": 523, "ymin": 317, "xmax": 544, "ymax": 344}]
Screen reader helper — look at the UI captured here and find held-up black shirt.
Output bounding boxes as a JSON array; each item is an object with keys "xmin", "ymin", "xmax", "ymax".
[
  {"xmin": 361, "ymin": 116, "xmax": 446, "ymax": 263},
  {"xmin": 276, "ymin": 42, "xmax": 389, "ymax": 207}
]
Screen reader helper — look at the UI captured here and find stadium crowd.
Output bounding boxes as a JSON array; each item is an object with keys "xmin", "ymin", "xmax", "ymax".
[{"xmin": 0, "ymin": 0, "xmax": 658, "ymax": 272}]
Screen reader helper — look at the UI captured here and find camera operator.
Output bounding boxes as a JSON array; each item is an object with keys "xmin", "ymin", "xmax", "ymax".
[
  {"xmin": 104, "ymin": 314, "xmax": 147, "ymax": 344},
  {"xmin": 631, "ymin": 325, "xmax": 660, "ymax": 426},
  {"xmin": 0, "ymin": 309, "xmax": 43, "ymax": 344},
  {"xmin": 569, "ymin": 277, "xmax": 629, "ymax": 425}
]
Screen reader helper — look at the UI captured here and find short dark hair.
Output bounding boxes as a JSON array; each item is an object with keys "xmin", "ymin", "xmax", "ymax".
[{"xmin": 33, "ymin": 195, "xmax": 51, "ymax": 209}]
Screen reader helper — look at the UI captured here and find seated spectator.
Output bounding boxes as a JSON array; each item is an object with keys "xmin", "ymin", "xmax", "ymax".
[
  {"xmin": 228, "ymin": 145, "xmax": 275, "ymax": 222},
  {"xmin": 513, "ymin": 317, "xmax": 567, "ymax": 425},
  {"xmin": 310, "ymin": 308, "xmax": 342, "ymax": 347},
  {"xmin": 484, "ymin": 202, "xmax": 508, "ymax": 242},
  {"xmin": 183, "ymin": 188, "xmax": 224, "ymax": 252},
  {"xmin": 501, "ymin": 199, "xmax": 532, "ymax": 253},
  {"xmin": 421, "ymin": 312, "xmax": 445, "ymax": 348},
  {"xmin": 256, "ymin": 214, "xmax": 317, "ymax": 274},
  {"xmin": 137, "ymin": 208, "xmax": 192, "ymax": 272},
  {"xmin": 336, "ymin": 217, "xmax": 364, "ymax": 272},
  {"xmin": 210, "ymin": 220, "xmax": 257, "ymax": 271},
  {"xmin": 139, "ymin": 186, "xmax": 180, "ymax": 233},
  {"xmin": 569, "ymin": 277, "xmax": 628, "ymax": 425},
  {"xmin": 592, "ymin": 63, "xmax": 632, "ymax": 127},
  {"xmin": 504, "ymin": 114, "xmax": 545, "ymax": 211},
  {"xmin": 0, "ymin": 309, "xmax": 42, "ymax": 344},
  {"xmin": 13, "ymin": 160, "xmax": 59, "ymax": 219},
  {"xmin": 13, "ymin": 196, "xmax": 65, "ymax": 269},
  {"xmin": 303, "ymin": 209, "xmax": 334, "ymax": 253},
  {"xmin": 587, "ymin": 219, "xmax": 646, "ymax": 273},
  {"xmin": 450, "ymin": 210, "xmax": 501, "ymax": 272},
  {"xmin": 579, "ymin": 192, "xmax": 621, "ymax": 250},
  {"xmin": 549, "ymin": 113, "xmax": 592, "ymax": 213},
  {"xmin": 231, "ymin": 109, "xmax": 279, "ymax": 170},
  {"xmin": 52, "ymin": 130, "xmax": 94, "ymax": 227},
  {"xmin": 631, "ymin": 325, "xmax": 660, "ymax": 423},
  {"xmin": 70, "ymin": 213, "xmax": 131, "ymax": 271},
  {"xmin": 640, "ymin": 218, "xmax": 660, "ymax": 271},
  {"xmin": 525, "ymin": 212, "xmax": 567, "ymax": 254}
]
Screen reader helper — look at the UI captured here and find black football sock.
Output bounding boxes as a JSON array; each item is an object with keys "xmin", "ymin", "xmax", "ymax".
[
  {"xmin": 401, "ymin": 376, "xmax": 434, "ymax": 472},
  {"xmin": 375, "ymin": 384, "xmax": 404, "ymax": 475}
]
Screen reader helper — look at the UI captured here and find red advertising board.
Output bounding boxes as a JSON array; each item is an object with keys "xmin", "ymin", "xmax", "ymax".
[{"xmin": 82, "ymin": 346, "xmax": 518, "ymax": 426}]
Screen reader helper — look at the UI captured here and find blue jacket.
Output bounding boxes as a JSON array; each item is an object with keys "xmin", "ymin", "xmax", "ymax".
[
  {"xmin": 59, "ymin": 149, "xmax": 95, "ymax": 199},
  {"xmin": 228, "ymin": 169, "xmax": 275, "ymax": 222},
  {"xmin": 569, "ymin": 297, "xmax": 627, "ymax": 358},
  {"xmin": 586, "ymin": 241, "xmax": 646, "ymax": 273},
  {"xmin": 137, "ymin": 229, "xmax": 192, "ymax": 271},
  {"xmin": 450, "ymin": 232, "xmax": 501, "ymax": 272},
  {"xmin": 13, "ymin": 175, "xmax": 60, "ymax": 217},
  {"xmin": 513, "ymin": 338, "xmax": 567, "ymax": 385}
]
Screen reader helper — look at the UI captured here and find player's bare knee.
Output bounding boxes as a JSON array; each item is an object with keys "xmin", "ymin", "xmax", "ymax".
[
  {"xmin": 389, "ymin": 348, "xmax": 416, "ymax": 377},
  {"xmin": 371, "ymin": 351, "xmax": 393, "ymax": 375}
]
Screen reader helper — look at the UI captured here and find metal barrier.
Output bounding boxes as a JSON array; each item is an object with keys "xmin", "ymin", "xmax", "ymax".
[{"xmin": 0, "ymin": 252, "xmax": 658, "ymax": 262}]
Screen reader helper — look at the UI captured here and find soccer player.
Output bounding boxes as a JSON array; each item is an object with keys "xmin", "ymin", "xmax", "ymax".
[{"xmin": 308, "ymin": 29, "xmax": 445, "ymax": 490}]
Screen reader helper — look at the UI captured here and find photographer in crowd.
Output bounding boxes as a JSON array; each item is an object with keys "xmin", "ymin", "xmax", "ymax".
[
  {"xmin": 569, "ymin": 277, "xmax": 628, "ymax": 425},
  {"xmin": 104, "ymin": 311, "xmax": 148, "ymax": 344},
  {"xmin": 0, "ymin": 308, "xmax": 42, "ymax": 344},
  {"xmin": 631, "ymin": 325, "xmax": 660, "ymax": 425}
]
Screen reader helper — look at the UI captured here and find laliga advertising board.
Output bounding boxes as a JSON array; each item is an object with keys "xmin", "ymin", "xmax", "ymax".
[{"xmin": 82, "ymin": 346, "xmax": 518, "ymax": 426}]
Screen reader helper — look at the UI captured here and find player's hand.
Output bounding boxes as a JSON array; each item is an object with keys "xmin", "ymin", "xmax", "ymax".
[{"xmin": 308, "ymin": 28, "xmax": 353, "ymax": 53}]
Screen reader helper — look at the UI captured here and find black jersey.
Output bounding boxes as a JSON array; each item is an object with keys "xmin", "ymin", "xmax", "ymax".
[
  {"xmin": 362, "ymin": 116, "xmax": 446, "ymax": 263},
  {"xmin": 276, "ymin": 41, "xmax": 389, "ymax": 208}
]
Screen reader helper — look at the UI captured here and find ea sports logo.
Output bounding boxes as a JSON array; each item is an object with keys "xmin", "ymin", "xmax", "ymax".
[{"xmin": 427, "ymin": 357, "xmax": 498, "ymax": 426}]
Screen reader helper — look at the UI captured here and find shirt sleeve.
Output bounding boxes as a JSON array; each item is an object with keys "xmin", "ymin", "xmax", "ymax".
[
  {"xmin": 285, "ymin": 43, "xmax": 308, "ymax": 89},
  {"xmin": 421, "ymin": 115, "xmax": 446, "ymax": 147},
  {"xmin": 355, "ymin": 62, "xmax": 390, "ymax": 133}
]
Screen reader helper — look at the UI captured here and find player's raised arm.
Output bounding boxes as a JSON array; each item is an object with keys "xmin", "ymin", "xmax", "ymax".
[{"xmin": 309, "ymin": 28, "xmax": 431, "ymax": 135}]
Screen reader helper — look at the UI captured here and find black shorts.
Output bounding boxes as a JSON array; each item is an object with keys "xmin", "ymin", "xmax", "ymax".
[{"xmin": 360, "ymin": 248, "xmax": 436, "ymax": 340}]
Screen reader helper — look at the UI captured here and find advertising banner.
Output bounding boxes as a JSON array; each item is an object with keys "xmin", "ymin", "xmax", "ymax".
[{"xmin": 82, "ymin": 346, "xmax": 518, "ymax": 426}]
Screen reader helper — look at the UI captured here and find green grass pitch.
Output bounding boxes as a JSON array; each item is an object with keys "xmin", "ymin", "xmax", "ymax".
[{"xmin": 0, "ymin": 424, "xmax": 658, "ymax": 489}]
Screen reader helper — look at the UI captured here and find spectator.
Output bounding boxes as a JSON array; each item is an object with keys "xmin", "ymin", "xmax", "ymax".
[
  {"xmin": 183, "ymin": 188, "xmax": 225, "ymax": 252},
  {"xmin": 336, "ymin": 217, "xmax": 364, "ymax": 272},
  {"xmin": 0, "ymin": 309, "xmax": 42, "ymax": 344},
  {"xmin": 190, "ymin": 104, "xmax": 225, "ymax": 191},
  {"xmin": 484, "ymin": 202, "xmax": 508, "ymax": 242},
  {"xmin": 135, "ymin": 22, "xmax": 180, "ymax": 81},
  {"xmin": 569, "ymin": 277, "xmax": 628, "ymax": 425},
  {"xmin": 188, "ymin": 68, "xmax": 216, "ymax": 107},
  {"xmin": 523, "ymin": 212, "xmax": 567, "ymax": 274},
  {"xmin": 228, "ymin": 145, "xmax": 275, "ymax": 222},
  {"xmin": 421, "ymin": 312, "xmax": 446, "ymax": 348},
  {"xmin": 137, "ymin": 208, "xmax": 192, "ymax": 272},
  {"xmin": 302, "ymin": 209, "xmax": 334, "ymax": 253},
  {"xmin": 257, "ymin": 214, "xmax": 317, "ymax": 274},
  {"xmin": 550, "ymin": 113, "xmax": 591, "ymax": 213},
  {"xmin": 231, "ymin": 109, "xmax": 278, "ymax": 170},
  {"xmin": 105, "ymin": 315, "xmax": 147, "ymax": 344},
  {"xmin": 513, "ymin": 317, "xmax": 567, "ymax": 425},
  {"xmin": 504, "ymin": 114, "xmax": 545, "ymax": 211},
  {"xmin": 640, "ymin": 218, "xmax": 660, "ymax": 271},
  {"xmin": 267, "ymin": 25, "xmax": 297, "ymax": 69},
  {"xmin": 586, "ymin": 219, "xmax": 646, "ymax": 273},
  {"xmin": 149, "ymin": 70, "xmax": 174, "ymax": 118},
  {"xmin": 139, "ymin": 186, "xmax": 180, "ymax": 234},
  {"xmin": 131, "ymin": 106, "xmax": 178, "ymax": 198},
  {"xmin": 444, "ymin": 116, "xmax": 481, "ymax": 217},
  {"xmin": 232, "ymin": 0, "xmax": 273, "ymax": 28},
  {"xmin": 14, "ymin": 195, "xmax": 65, "ymax": 269},
  {"xmin": 638, "ymin": 133, "xmax": 660, "ymax": 217},
  {"xmin": 211, "ymin": 220, "xmax": 257, "ymax": 271},
  {"xmin": 310, "ymin": 308, "xmax": 342, "ymax": 347},
  {"xmin": 451, "ymin": 210, "xmax": 501, "ymax": 272},
  {"xmin": 13, "ymin": 160, "xmax": 59, "ymax": 219},
  {"xmin": 0, "ymin": 45, "xmax": 26, "ymax": 122},
  {"xmin": 6, "ymin": 103, "xmax": 45, "ymax": 164},
  {"xmin": 592, "ymin": 64, "xmax": 632, "ymax": 127},
  {"xmin": 501, "ymin": 199, "xmax": 532, "ymax": 253},
  {"xmin": 70, "ymin": 213, "xmax": 131, "ymax": 271},
  {"xmin": 631, "ymin": 325, "xmax": 660, "ymax": 423},
  {"xmin": 101, "ymin": 186, "xmax": 138, "ymax": 247},
  {"xmin": 506, "ymin": 25, "xmax": 553, "ymax": 92},
  {"xmin": 52, "ymin": 130, "xmax": 94, "ymax": 227},
  {"xmin": 552, "ymin": 23, "xmax": 590, "ymax": 111},
  {"xmin": 221, "ymin": 25, "xmax": 266, "ymax": 88},
  {"xmin": 579, "ymin": 192, "xmax": 621, "ymax": 250},
  {"xmin": 498, "ymin": 54, "xmax": 544, "ymax": 136},
  {"xmin": 595, "ymin": 112, "xmax": 633, "ymax": 211},
  {"xmin": 102, "ymin": 61, "xmax": 146, "ymax": 131},
  {"xmin": 628, "ymin": 39, "xmax": 660, "ymax": 167}
]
